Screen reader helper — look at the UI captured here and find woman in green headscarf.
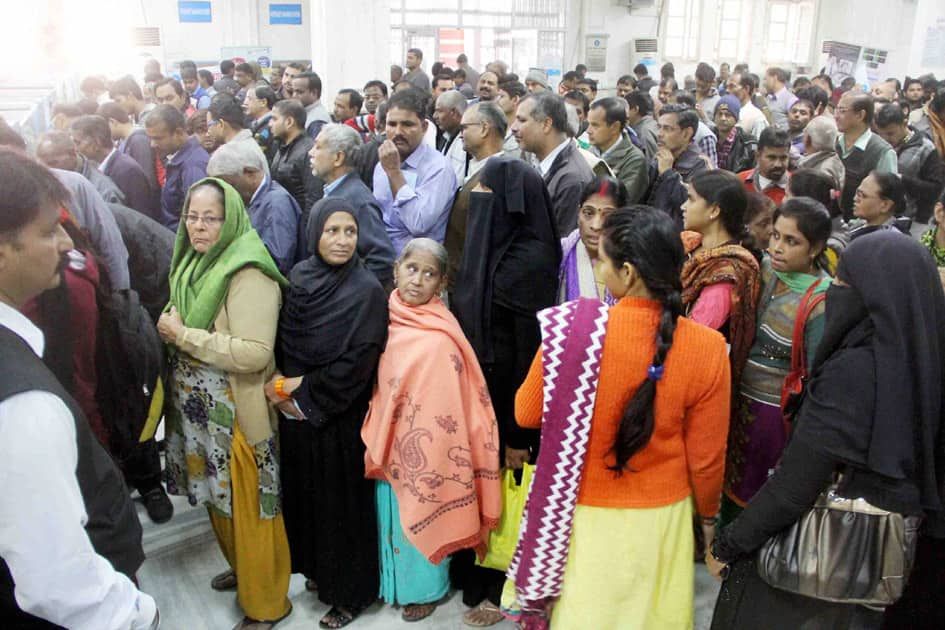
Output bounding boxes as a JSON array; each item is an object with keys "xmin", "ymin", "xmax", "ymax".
[
  {"xmin": 719, "ymin": 197, "xmax": 833, "ymax": 529},
  {"xmin": 156, "ymin": 178, "xmax": 293, "ymax": 630}
]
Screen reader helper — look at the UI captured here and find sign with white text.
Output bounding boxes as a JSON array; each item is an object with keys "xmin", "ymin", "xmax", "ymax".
[
  {"xmin": 269, "ymin": 4, "xmax": 303, "ymax": 25},
  {"xmin": 179, "ymin": 1, "xmax": 212, "ymax": 23}
]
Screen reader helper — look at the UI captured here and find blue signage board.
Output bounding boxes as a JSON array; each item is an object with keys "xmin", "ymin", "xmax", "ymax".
[
  {"xmin": 179, "ymin": 1, "xmax": 212, "ymax": 23},
  {"xmin": 270, "ymin": 4, "xmax": 302, "ymax": 25}
]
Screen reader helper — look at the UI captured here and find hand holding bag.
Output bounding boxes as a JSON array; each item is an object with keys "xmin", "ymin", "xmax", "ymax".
[
  {"xmin": 477, "ymin": 464, "xmax": 534, "ymax": 572},
  {"xmin": 757, "ymin": 475, "xmax": 922, "ymax": 607}
]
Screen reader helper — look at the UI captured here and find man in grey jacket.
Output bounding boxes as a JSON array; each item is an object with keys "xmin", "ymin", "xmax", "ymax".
[
  {"xmin": 512, "ymin": 92, "xmax": 593, "ymax": 234},
  {"xmin": 587, "ymin": 97, "xmax": 649, "ymax": 202},
  {"xmin": 311, "ymin": 124, "xmax": 396, "ymax": 287}
]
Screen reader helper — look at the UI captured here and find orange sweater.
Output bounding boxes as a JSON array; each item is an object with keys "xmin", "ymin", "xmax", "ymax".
[{"xmin": 515, "ymin": 297, "xmax": 731, "ymax": 517}]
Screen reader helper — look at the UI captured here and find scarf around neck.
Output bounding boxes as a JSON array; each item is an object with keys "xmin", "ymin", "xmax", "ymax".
[
  {"xmin": 558, "ymin": 229, "xmax": 616, "ymax": 305},
  {"xmin": 506, "ymin": 297, "xmax": 610, "ymax": 629},
  {"xmin": 167, "ymin": 177, "xmax": 286, "ymax": 330},
  {"xmin": 361, "ymin": 290, "xmax": 501, "ymax": 564},
  {"xmin": 773, "ymin": 268, "xmax": 831, "ymax": 295},
  {"xmin": 681, "ymin": 242, "xmax": 761, "ymax": 386}
]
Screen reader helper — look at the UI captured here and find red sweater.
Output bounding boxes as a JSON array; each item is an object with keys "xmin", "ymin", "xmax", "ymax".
[
  {"xmin": 515, "ymin": 297, "xmax": 731, "ymax": 517},
  {"xmin": 738, "ymin": 168, "xmax": 787, "ymax": 205}
]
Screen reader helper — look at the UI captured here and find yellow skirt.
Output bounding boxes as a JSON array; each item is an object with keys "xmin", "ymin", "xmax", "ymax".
[
  {"xmin": 550, "ymin": 497, "xmax": 694, "ymax": 630},
  {"xmin": 208, "ymin": 423, "xmax": 291, "ymax": 622}
]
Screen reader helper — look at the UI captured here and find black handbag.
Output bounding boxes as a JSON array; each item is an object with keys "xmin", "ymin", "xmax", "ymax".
[{"xmin": 757, "ymin": 476, "xmax": 922, "ymax": 607}]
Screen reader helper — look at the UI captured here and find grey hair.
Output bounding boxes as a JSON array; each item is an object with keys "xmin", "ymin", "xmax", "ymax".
[
  {"xmin": 525, "ymin": 92, "xmax": 568, "ymax": 134},
  {"xmin": 207, "ymin": 140, "xmax": 268, "ymax": 176},
  {"xmin": 436, "ymin": 90, "xmax": 467, "ymax": 116},
  {"xmin": 318, "ymin": 123, "xmax": 363, "ymax": 168},
  {"xmin": 398, "ymin": 237, "xmax": 449, "ymax": 276},
  {"xmin": 471, "ymin": 101, "xmax": 508, "ymax": 138},
  {"xmin": 804, "ymin": 115, "xmax": 839, "ymax": 152},
  {"xmin": 564, "ymin": 102, "xmax": 579, "ymax": 138}
]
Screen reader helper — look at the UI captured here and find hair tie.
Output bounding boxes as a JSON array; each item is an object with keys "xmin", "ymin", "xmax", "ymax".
[
  {"xmin": 647, "ymin": 364, "xmax": 665, "ymax": 382},
  {"xmin": 829, "ymin": 189, "xmax": 841, "ymax": 200}
]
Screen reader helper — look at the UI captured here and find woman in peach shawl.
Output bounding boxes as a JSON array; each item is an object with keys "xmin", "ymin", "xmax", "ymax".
[{"xmin": 361, "ymin": 238, "xmax": 502, "ymax": 622}]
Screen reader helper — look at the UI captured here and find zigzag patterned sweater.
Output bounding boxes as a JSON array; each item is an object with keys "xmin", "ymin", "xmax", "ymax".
[{"xmin": 515, "ymin": 297, "xmax": 731, "ymax": 518}]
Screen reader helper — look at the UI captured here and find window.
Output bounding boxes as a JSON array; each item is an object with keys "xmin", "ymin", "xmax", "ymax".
[
  {"xmin": 663, "ymin": 0, "xmax": 701, "ymax": 60},
  {"xmin": 764, "ymin": 0, "xmax": 816, "ymax": 64},
  {"xmin": 716, "ymin": 0, "xmax": 753, "ymax": 62},
  {"xmin": 390, "ymin": 0, "xmax": 565, "ymax": 70}
]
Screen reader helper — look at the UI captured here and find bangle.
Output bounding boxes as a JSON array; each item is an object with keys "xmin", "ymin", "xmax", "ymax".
[{"xmin": 274, "ymin": 378, "xmax": 291, "ymax": 400}]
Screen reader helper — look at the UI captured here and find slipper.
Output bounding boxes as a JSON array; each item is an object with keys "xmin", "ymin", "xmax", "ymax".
[
  {"xmin": 231, "ymin": 602, "xmax": 292, "ymax": 629},
  {"xmin": 463, "ymin": 600, "xmax": 504, "ymax": 627},
  {"xmin": 402, "ymin": 603, "xmax": 436, "ymax": 622},
  {"xmin": 211, "ymin": 568, "xmax": 237, "ymax": 591},
  {"xmin": 318, "ymin": 604, "xmax": 364, "ymax": 629}
]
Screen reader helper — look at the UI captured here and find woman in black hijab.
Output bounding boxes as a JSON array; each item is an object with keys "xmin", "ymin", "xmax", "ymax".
[
  {"xmin": 264, "ymin": 197, "xmax": 388, "ymax": 629},
  {"xmin": 449, "ymin": 156, "xmax": 561, "ymax": 625},
  {"xmin": 706, "ymin": 229, "xmax": 945, "ymax": 629}
]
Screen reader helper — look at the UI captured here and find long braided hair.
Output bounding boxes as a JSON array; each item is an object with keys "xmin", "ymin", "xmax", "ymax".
[{"xmin": 601, "ymin": 206, "xmax": 685, "ymax": 474}]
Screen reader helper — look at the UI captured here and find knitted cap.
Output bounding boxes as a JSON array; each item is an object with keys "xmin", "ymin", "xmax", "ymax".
[{"xmin": 715, "ymin": 94, "xmax": 741, "ymax": 119}]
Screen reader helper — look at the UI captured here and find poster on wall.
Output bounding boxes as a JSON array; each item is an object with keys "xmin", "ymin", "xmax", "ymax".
[
  {"xmin": 922, "ymin": 19, "xmax": 945, "ymax": 67},
  {"xmin": 221, "ymin": 46, "xmax": 273, "ymax": 79},
  {"xmin": 179, "ymin": 1, "xmax": 212, "ymax": 23},
  {"xmin": 824, "ymin": 41, "xmax": 861, "ymax": 86},
  {"xmin": 584, "ymin": 35, "xmax": 608, "ymax": 73},
  {"xmin": 861, "ymin": 48, "xmax": 889, "ymax": 85}
]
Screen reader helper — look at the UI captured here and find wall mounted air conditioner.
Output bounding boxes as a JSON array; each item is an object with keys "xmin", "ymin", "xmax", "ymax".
[{"xmin": 634, "ymin": 38, "xmax": 659, "ymax": 68}]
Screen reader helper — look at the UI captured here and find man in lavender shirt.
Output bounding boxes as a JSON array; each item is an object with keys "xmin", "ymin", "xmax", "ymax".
[
  {"xmin": 764, "ymin": 67, "xmax": 799, "ymax": 131},
  {"xmin": 373, "ymin": 89, "xmax": 458, "ymax": 254}
]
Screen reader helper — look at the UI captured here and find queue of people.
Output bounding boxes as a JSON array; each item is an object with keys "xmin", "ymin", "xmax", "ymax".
[{"xmin": 2, "ymin": 51, "xmax": 945, "ymax": 630}]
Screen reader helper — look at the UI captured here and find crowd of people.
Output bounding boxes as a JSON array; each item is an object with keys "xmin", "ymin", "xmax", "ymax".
[{"xmin": 1, "ymin": 46, "xmax": 945, "ymax": 630}]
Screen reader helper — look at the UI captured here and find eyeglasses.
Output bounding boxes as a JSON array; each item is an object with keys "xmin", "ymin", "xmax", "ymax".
[
  {"xmin": 459, "ymin": 121, "xmax": 486, "ymax": 130},
  {"xmin": 207, "ymin": 119, "xmax": 220, "ymax": 127},
  {"xmin": 184, "ymin": 214, "xmax": 225, "ymax": 226}
]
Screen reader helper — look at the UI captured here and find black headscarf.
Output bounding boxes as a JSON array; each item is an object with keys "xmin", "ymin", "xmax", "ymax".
[
  {"xmin": 451, "ymin": 157, "xmax": 561, "ymax": 362},
  {"xmin": 278, "ymin": 197, "xmax": 388, "ymax": 370},
  {"xmin": 801, "ymin": 230, "xmax": 945, "ymax": 525}
]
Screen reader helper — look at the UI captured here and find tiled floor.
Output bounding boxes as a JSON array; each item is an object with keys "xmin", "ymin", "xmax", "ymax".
[{"xmin": 136, "ymin": 494, "xmax": 720, "ymax": 629}]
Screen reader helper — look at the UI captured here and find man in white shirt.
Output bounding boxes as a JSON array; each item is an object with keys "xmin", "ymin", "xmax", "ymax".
[
  {"xmin": 727, "ymin": 71, "xmax": 769, "ymax": 140},
  {"xmin": 433, "ymin": 90, "xmax": 470, "ymax": 182},
  {"xmin": 0, "ymin": 147, "xmax": 158, "ymax": 630}
]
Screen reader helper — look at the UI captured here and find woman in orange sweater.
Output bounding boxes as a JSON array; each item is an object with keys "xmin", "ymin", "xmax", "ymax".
[{"xmin": 505, "ymin": 207, "xmax": 731, "ymax": 630}]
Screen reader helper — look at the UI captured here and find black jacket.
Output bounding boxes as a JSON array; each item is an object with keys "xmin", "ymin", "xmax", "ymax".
[
  {"xmin": 107, "ymin": 203, "xmax": 174, "ymax": 322},
  {"xmin": 271, "ymin": 133, "xmax": 323, "ymax": 220},
  {"xmin": 718, "ymin": 127, "xmax": 757, "ymax": 174}
]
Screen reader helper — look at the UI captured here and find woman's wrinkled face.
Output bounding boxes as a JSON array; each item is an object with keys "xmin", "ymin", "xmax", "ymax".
[
  {"xmin": 317, "ymin": 211, "xmax": 358, "ymax": 265},
  {"xmin": 578, "ymin": 193, "xmax": 617, "ymax": 259},
  {"xmin": 597, "ymin": 237, "xmax": 630, "ymax": 299},
  {"xmin": 768, "ymin": 214, "xmax": 820, "ymax": 274},
  {"xmin": 747, "ymin": 205, "xmax": 775, "ymax": 250},
  {"xmin": 394, "ymin": 249, "xmax": 445, "ymax": 306},
  {"xmin": 184, "ymin": 186, "xmax": 226, "ymax": 254},
  {"xmin": 682, "ymin": 184, "xmax": 718, "ymax": 233},
  {"xmin": 853, "ymin": 174, "xmax": 893, "ymax": 225}
]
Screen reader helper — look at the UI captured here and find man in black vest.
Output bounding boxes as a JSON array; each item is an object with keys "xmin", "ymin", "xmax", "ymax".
[
  {"xmin": 835, "ymin": 92, "xmax": 899, "ymax": 220},
  {"xmin": 0, "ymin": 147, "xmax": 158, "ymax": 629}
]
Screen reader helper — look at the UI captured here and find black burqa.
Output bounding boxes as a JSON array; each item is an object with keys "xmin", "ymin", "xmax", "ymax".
[
  {"xmin": 711, "ymin": 230, "xmax": 945, "ymax": 630},
  {"xmin": 277, "ymin": 197, "xmax": 389, "ymax": 610},
  {"xmin": 449, "ymin": 157, "xmax": 561, "ymax": 607}
]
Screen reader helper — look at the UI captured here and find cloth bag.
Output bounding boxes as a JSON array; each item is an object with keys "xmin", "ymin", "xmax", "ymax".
[
  {"xmin": 757, "ymin": 477, "xmax": 922, "ymax": 607},
  {"xmin": 477, "ymin": 464, "xmax": 534, "ymax": 572}
]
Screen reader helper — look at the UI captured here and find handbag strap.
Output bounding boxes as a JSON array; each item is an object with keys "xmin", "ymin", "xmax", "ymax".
[{"xmin": 790, "ymin": 280, "xmax": 826, "ymax": 376}]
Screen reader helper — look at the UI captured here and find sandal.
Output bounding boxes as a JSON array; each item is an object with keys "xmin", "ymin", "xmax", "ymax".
[
  {"xmin": 231, "ymin": 601, "xmax": 292, "ymax": 629},
  {"xmin": 402, "ymin": 603, "xmax": 436, "ymax": 622},
  {"xmin": 211, "ymin": 568, "xmax": 237, "ymax": 591},
  {"xmin": 463, "ymin": 600, "xmax": 504, "ymax": 627},
  {"xmin": 318, "ymin": 604, "xmax": 364, "ymax": 629}
]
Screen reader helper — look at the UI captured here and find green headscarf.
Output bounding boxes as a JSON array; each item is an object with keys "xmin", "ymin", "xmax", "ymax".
[
  {"xmin": 773, "ymin": 268, "xmax": 831, "ymax": 295},
  {"xmin": 168, "ymin": 177, "xmax": 288, "ymax": 330}
]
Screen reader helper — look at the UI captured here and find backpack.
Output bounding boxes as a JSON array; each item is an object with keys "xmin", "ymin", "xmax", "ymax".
[{"xmin": 94, "ymin": 287, "xmax": 166, "ymax": 463}]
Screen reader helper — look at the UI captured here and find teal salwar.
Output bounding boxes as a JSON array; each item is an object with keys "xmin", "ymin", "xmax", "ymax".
[{"xmin": 376, "ymin": 481, "xmax": 450, "ymax": 605}]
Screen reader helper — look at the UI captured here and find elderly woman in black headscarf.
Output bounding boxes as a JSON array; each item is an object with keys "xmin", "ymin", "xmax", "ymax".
[
  {"xmin": 706, "ymin": 229, "xmax": 945, "ymax": 630},
  {"xmin": 449, "ymin": 156, "xmax": 561, "ymax": 626},
  {"xmin": 263, "ymin": 197, "xmax": 388, "ymax": 629}
]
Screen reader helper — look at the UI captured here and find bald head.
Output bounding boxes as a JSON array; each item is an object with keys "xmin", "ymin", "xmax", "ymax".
[
  {"xmin": 478, "ymin": 71, "xmax": 500, "ymax": 101},
  {"xmin": 36, "ymin": 131, "xmax": 79, "ymax": 171},
  {"xmin": 836, "ymin": 91, "xmax": 874, "ymax": 132}
]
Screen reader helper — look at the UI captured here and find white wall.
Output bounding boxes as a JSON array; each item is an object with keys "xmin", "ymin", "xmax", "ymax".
[
  {"xmin": 133, "ymin": 0, "xmax": 312, "ymax": 70},
  {"xmin": 574, "ymin": 0, "xmax": 945, "ymax": 95}
]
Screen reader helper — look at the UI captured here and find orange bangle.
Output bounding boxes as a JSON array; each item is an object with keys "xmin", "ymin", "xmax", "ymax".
[{"xmin": 274, "ymin": 378, "xmax": 291, "ymax": 400}]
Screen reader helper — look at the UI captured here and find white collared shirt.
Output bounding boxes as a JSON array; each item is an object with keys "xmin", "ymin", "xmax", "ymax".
[
  {"xmin": 466, "ymin": 150, "xmax": 505, "ymax": 182},
  {"xmin": 0, "ymin": 301, "xmax": 157, "ymax": 630},
  {"xmin": 98, "ymin": 148, "xmax": 118, "ymax": 173},
  {"xmin": 757, "ymin": 172, "xmax": 788, "ymax": 191},
  {"xmin": 539, "ymin": 138, "xmax": 571, "ymax": 177}
]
